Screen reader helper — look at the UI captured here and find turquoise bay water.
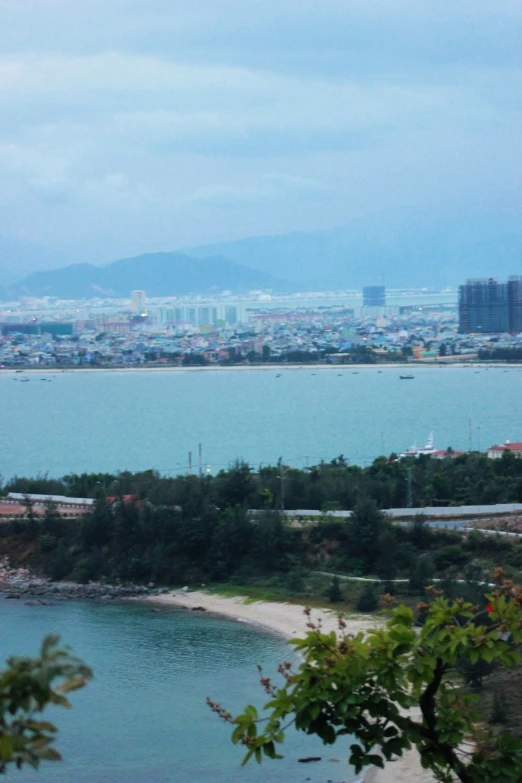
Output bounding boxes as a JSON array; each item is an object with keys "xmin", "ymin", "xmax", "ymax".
[
  {"xmin": 0, "ymin": 598, "xmax": 357, "ymax": 783},
  {"xmin": 1, "ymin": 366, "xmax": 521, "ymax": 478}
]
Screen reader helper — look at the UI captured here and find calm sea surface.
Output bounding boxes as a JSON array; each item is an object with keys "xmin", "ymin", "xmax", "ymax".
[
  {"xmin": 0, "ymin": 366, "xmax": 521, "ymax": 478},
  {"xmin": 0, "ymin": 597, "xmax": 358, "ymax": 783},
  {"xmin": 1, "ymin": 362, "xmax": 516, "ymax": 783}
]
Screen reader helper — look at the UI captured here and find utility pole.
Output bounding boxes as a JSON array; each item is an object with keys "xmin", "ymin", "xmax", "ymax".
[
  {"xmin": 468, "ymin": 417, "xmax": 473, "ymax": 452},
  {"xmin": 278, "ymin": 457, "xmax": 285, "ymax": 510},
  {"xmin": 406, "ymin": 467, "xmax": 413, "ymax": 508},
  {"xmin": 198, "ymin": 443, "xmax": 203, "ymax": 478},
  {"xmin": 188, "ymin": 451, "xmax": 192, "ymax": 476}
]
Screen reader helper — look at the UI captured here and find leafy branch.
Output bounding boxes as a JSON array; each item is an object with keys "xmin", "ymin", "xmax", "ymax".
[
  {"xmin": 0, "ymin": 635, "xmax": 92, "ymax": 774},
  {"xmin": 211, "ymin": 571, "xmax": 522, "ymax": 782}
]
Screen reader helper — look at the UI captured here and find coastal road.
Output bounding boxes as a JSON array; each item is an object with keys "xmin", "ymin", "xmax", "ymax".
[{"xmin": 281, "ymin": 503, "xmax": 522, "ymax": 520}]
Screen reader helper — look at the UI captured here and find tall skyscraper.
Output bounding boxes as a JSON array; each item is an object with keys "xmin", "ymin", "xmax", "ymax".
[
  {"xmin": 458, "ymin": 277, "xmax": 522, "ymax": 334},
  {"xmin": 363, "ymin": 286, "xmax": 386, "ymax": 307},
  {"xmin": 508, "ymin": 276, "xmax": 522, "ymax": 334},
  {"xmin": 131, "ymin": 290, "xmax": 147, "ymax": 315}
]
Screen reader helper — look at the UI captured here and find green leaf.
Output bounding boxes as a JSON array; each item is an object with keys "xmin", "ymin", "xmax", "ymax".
[{"xmin": 0, "ymin": 734, "xmax": 14, "ymax": 760}]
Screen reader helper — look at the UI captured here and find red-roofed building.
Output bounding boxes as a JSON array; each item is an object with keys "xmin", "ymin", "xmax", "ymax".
[
  {"xmin": 105, "ymin": 495, "xmax": 140, "ymax": 512},
  {"xmin": 0, "ymin": 502, "xmax": 86, "ymax": 521},
  {"xmin": 432, "ymin": 449, "xmax": 465, "ymax": 460},
  {"xmin": 487, "ymin": 441, "xmax": 522, "ymax": 459}
]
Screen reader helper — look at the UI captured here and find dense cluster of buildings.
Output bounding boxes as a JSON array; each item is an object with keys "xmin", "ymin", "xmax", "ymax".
[{"xmin": 0, "ymin": 280, "xmax": 521, "ymax": 368}]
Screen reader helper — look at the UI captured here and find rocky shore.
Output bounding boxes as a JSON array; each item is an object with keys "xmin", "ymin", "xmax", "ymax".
[{"xmin": 0, "ymin": 557, "xmax": 166, "ymax": 604}]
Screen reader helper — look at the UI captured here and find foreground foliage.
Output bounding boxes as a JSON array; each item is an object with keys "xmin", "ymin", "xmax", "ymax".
[
  {"xmin": 211, "ymin": 572, "xmax": 522, "ymax": 783},
  {"xmin": 0, "ymin": 636, "xmax": 92, "ymax": 774}
]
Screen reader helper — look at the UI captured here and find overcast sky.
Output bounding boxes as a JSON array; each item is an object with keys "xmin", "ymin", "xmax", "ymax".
[{"xmin": 1, "ymin": 0, "xmax": 521, "ymax": 265}]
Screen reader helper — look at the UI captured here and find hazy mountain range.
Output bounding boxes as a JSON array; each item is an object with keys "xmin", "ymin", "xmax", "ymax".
[
  {"xmin": 0, "ymin": 236, "xmax": 68, "ymax": 287},
  {"xmin": 184, "ymin": 209, "xmax": 522, "ymax": 290},
  {"xmin": 1, "ymin": 208, "xmax": 521, "ymax": 300},
  {"xmin": 2, "ymin": 254, "xmax": 287, "ymax": 300}
]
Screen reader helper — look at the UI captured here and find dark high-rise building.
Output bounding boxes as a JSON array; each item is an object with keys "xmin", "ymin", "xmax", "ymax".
[
  {"xmin": 508, "ymin": 276, "xmax": 522, "ymax": 334},
  {"xmin": 363, "ymin": 285, "xmax": 386, "ymax": 307},
  {"xmin": 458, "ymin": 277, "xmax": 522, "ymax": 334}
]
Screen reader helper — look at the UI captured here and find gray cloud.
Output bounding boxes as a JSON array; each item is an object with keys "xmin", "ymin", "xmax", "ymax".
[
  {"xmin": 0, "ymin": 0, "xmax": 520, "ymax": 264},
  {"xmin": 189, "ymin": 173, "xmax": 332, "ymax": 208}
]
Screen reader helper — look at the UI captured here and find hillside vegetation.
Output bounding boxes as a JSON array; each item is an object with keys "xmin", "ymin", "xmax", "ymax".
[{"xmin": 2, "ymin": 452, "xmax": 522, "ymax": 592}]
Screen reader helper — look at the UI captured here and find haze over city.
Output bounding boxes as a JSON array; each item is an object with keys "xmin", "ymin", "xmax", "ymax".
[{"xmin": 1, "ymin": 0, "xmax": 521, "ymax": 285}]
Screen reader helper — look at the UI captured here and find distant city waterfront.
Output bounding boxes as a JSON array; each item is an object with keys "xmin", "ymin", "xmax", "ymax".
[{"xmin": 1, "ymin": 365, "xmax": 521, "ymax": 479}]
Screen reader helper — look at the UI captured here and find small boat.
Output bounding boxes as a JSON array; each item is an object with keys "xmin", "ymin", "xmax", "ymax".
[
  {"xmin": 400, "ymin": 375, "xmax": 415, "ymax": 380},
  {"xmin": 276, "ymin": 374, "xmax": 282, "ymax": 378}
]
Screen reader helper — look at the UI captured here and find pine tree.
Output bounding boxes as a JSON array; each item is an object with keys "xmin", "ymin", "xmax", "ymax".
[
  {"xmin": 327, "ymin": 575, "xmax": 343, "ymax": 603},
  {"xmin": 355, "ymin": 583, "xmax": 379, "ymax": 612}
]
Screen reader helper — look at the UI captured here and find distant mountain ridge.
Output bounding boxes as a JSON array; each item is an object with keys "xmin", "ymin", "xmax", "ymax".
[
  {"xmin": 0, "ymin": 235, "xmax": 68, "ymax": 286},
  {"xmin": 3, "ymin": 253, "xmax": 288, "ymax": 300},
  {"xmin": 183, "ymin": 208, "xmax": 522, "ymax": 289},
  {"xmin": 3, "ymin": 206, "xmax": 521, "ymax": 300}
]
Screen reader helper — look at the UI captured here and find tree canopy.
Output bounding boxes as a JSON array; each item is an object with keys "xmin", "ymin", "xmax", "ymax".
[{"xmin": 211, "ymin": 572, "xmax": 522, "ymax": 783}]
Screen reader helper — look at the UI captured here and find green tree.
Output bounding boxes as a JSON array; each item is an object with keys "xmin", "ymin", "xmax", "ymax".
[
  {"xmin": 214, "ymin": 574, "xmax": 522, "ymax": 782},
  {"xmin": 326, "ymin": 575, "xmax": 343, "ymax": 603},
  {"xmin": 409, "ymin": 555, "xmax": 435, "ymax": 595},
  {"xmin": 284, "ymin": 567, "xmax": 306, "ymax": 594},
  {"xmin": 348, "ymin": 499, "xmax": 388, "ymax": 574},
  {"xmin": 253, "ymin": 511, "xmax": 290, "ymax": 573},
  {"xmin": 0, "ymin": 636, "xmax": 91, "ymax": 774},
  {"xmin": 214, "ymin": 461, "xmax": 256, "ymax": 509},
  {"xmin": 22, "ymin": 495, "xmax": 40, "ymax": 542},
  {"xmin": 409, "ymin": 515, "xmax": 432, "ymax": 549},
  {"xmin": 355, "ymin": 583, "xmax": 379, "ymax": 612},
  {"xmin": 375, "ymin": 530, "xmax": 397, "ymax": 584}
]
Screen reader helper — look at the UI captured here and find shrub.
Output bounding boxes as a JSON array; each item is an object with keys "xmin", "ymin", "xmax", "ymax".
[
  {"xmin": 433, "ymin": 544, "xmax": 468, "ymax": 571},
  {"xmin": 355, "ymin": 584, "xmax": 379, "ymax": 612},
  {"xmin": 326, "ymin": 575, "xmax": 343, "ymax": 603}
]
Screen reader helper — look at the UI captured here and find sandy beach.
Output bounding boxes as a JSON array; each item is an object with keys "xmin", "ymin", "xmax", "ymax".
[
  {"xmin": 142, "ymin": 589, "xmax": 435, "ymax": 783},
  {"xmin": 142, "ymin": 587, "xmax": 380, "ymax": 638}
]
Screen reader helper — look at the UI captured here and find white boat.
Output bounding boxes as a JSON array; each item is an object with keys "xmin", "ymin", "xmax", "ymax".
[{"xmin": 400, "ymin": 433, "xmax": 436, "ymax": 458}]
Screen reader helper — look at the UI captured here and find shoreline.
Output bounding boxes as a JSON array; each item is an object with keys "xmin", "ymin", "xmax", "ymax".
[
  {"xmin": 1, "ymin": 361, "xmax": 520, "ymax": 375},
  {"xmin": 138, "ymin": 587, "xmax": 381, "ymax": 640},
  {"xmin": 140, "ymin": 589, "xmax": 435, "ymax": 783}
]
